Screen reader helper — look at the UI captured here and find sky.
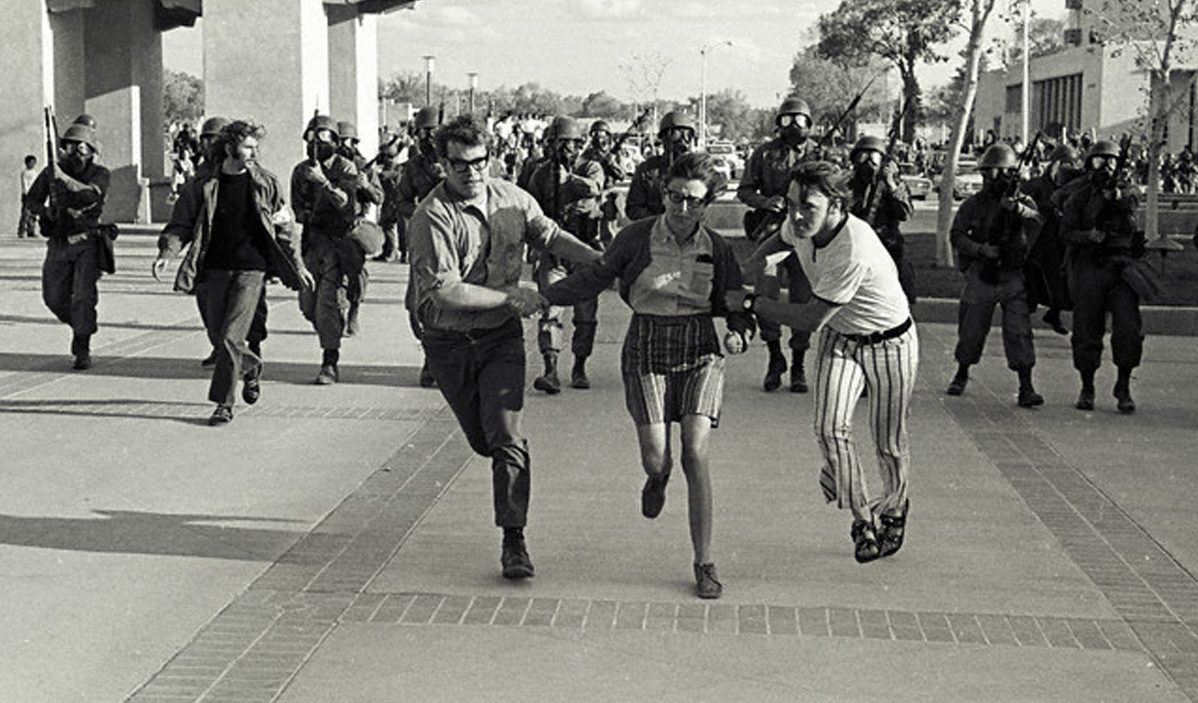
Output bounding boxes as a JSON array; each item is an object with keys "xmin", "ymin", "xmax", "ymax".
[{"xmin": 163, "ymin": 0, "xmax": 1068, "ymax": 110}]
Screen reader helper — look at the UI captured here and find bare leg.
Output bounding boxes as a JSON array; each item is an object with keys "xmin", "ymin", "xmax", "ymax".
[{"xmin": 680, "ymin": 415, "xmax": 714, "ymax": 565}]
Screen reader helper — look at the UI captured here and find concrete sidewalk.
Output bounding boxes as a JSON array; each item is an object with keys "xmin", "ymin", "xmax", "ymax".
[{"xmin": 1, "ymin": 234, "xmax": 1197, "ymax": 702}]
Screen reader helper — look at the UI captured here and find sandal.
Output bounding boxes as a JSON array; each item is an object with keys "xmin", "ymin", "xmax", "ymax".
[
  {"xmin": 878, "ymin": 499, "xmax": 909, "ymax": 558},
  {"xmin": 851, "ymin": 519, "xmax": 881, "ymax": 563}
]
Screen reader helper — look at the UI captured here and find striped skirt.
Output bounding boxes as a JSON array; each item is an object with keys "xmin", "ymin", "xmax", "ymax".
[{"xmin": 621, "ymin": 313, "xmax": 726, "ymax": 427}]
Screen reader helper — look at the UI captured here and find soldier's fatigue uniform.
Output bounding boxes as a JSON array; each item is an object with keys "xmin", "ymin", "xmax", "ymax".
[
  {"xmin": 848, "ymin": 171, "xmax": 916, "ymax": 303},
  {"xmin": 949, "ymin": 189, "xmax": 1042, "ymax": 371},
  {"xmin": 582, "ymin": 144, "xmax": 626, "ymax": 247},
  {"xmin": 737, "ymin": 137, "xmax": 821, "ymax": 352},
  {"xmin": 1059, "ymin": 183, "xmax": 1144, "ymax": 373},
  {"xmin": 1022, "ymin": 172, "xmax": 1078, "ymax": 314},
  {"xmin": 526, "ymin": 156, "xmax": 605, "ymax": 360},
  {"xmin": 378, "ymin": 159, "xmax": 405, "ymax": 260},
  {"xmin": 291, "ymin": 154, "xmax": 373, "ymax": 351},
  {"xmin": 625, "ymin": 154, "xmax": 671, "ymax": 221},
  {"xmin": 25, "ymin": 161, "xmax": 111, "ymax": 346},
  {"xmin": 346, "ymin": 152, "xmax": 384, "ymax": 330}
]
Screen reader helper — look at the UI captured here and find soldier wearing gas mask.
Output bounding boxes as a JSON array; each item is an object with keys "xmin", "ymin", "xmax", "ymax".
[
  {"xmin": 845, "ymin": 134, "xmax": 915, "ymax": 303},
  {"xmin": 1059, "ymin": 140, "xmax": 1144, "ymax": 414},
  {"xmin": 582, "ymin": 120, "xmax": 627, "ymax": 249},
  {"xmin": 738, "ymin": 97, "xmax": 820, "ymax": 393},
  {"xmin": 625, "ymin": 111, "xmax": 696, "ymax": 221},
  {"xmin": 1023, "ymin": 143, "xmax": 1084, "ymax": 335},
  {"xmin": 525, "ymin": 116, "xmax": 605, "ymax": 392},
  {"xmin": 947, "ymin": 143, "xmax": 1044, "ymax": 408}
]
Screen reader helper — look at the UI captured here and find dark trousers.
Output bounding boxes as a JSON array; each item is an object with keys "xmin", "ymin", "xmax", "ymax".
[
  {"xmin": 758, "ymin": 254, "xmax": 812, "ymax": 352},
  {"xmin": 18, "ymin": 203, "xmax": 38, "ymax": 238},
  {"xmin": 953, "ymin": 265, "xmax": 1035, "ymax": 370},
  {"xmin": 199, "ymin": 269, "xmax": 266, "ymax": 407},
  {"xmin": 197, "ymin": 284, "xmax": 268, "ymax": 347},
  {"xmin": 1068, "ymin": 258, "xmax": 1143, "ymax": 372},
  {"xmin": 42, "ymin": 236, "xmax": 100, "ymax": 337},
  {"xmin": 535, "ymin": 254, "xmax": 599, "ymax": 359},
  {"xmin": 422, "ymin": 317, "xmax": 530, "ymax": 528}
]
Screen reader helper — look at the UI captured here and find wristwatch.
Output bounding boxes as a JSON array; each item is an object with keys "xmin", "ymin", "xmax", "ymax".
[{"xmin": 742, "ymin": 293, "xmax": 757, "ymax": 313}]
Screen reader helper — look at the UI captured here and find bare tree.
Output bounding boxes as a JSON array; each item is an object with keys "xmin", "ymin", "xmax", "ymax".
[
  {"xmin": 935, "ymin": 0, "xmax": 1002, "ymax": 266},
  {"xmin": 620, "ymin": 52, "xmax": 673, "ymax": 127},
  {"xmin": 1087, "ymin": 0, "xmax": 1198, "ymax": 251}
]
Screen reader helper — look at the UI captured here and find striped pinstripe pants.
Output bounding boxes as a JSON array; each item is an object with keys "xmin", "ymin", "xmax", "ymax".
[{"xmin": 814, "ymin": 324, "xmax": 919, "ymax": 522}]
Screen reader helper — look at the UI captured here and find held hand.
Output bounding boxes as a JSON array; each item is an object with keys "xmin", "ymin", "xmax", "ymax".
[
  {"xmin": 151, "ymin": 256, "xmax": 168, "ymax": 281},
  {"xmin": 505, "ymin": 287, "xmax": 544, "ymax": 317},
  {"xmin": 881, "ymin": 161, "xmax": 900, "ymax": 189},
  {"xmin": 999, "ymin": 196, "xmax": 1020, "ymax": 213},
  {"xmin": 765, "ymin": 195, "xmax": 787, "ymax": 213},
  {"xmin": 723, "ymin": 330, "xmax": 750, "ymax": 355}
]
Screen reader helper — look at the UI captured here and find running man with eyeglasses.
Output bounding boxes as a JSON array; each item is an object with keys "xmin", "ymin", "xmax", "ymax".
[{"xmin": 407, "ymin": 115, "xmax": 601, "ymax": 581}]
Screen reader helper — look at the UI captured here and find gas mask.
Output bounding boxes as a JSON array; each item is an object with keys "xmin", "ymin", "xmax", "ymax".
[
  {"xmin": 60, "ymin": 142, "xmax": 91, "ymax": 175},
  {"xmin": 778, "ymin": 114, "xmax": 810, "ymax": 147},
  {"xmin": 663, "ymin": 128, "xmax": 694, "ymax": 157},
  {"xmin": 851, "ymin": 150, "xmax": 882, "ymax": 181},
  {"xmin": 983, "ymin": 167, "xmax": 1017, "ymax": 194}
]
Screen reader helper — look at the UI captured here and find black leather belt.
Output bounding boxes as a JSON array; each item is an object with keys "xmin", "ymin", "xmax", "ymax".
[{"xmin": 839, "ymin": 318, "xmax": 912, "ymax": 344}]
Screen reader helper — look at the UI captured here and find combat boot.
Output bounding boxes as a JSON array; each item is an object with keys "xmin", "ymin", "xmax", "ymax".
[
  {"xmin": 71, "ymin": 334, "xmax": 92, "ymax": 370},
  {"xmin": 1114, "ymin": 367, "xmax": 1135, "ymax": 414},
  {"xmin": 1016, "ymin": 368, "xmax": 1043, "ymax": 408},
  {"xmin": 790, "ymin": 350, "xmax": 808, "ymax": 393},
  {"xmin": 316, "ymin": 349, "xmax": 339, "ymax": 385},
  {"xmin": 763, "ymin": 341, "xmax": 786, "ymax": 392},
  {"xmin": 533, "ymin": 352, "xmax": 561, "ymax": 394},
  {"xmin": 571, "ymin": 356, "xmax": 590, "ymax": 389}
]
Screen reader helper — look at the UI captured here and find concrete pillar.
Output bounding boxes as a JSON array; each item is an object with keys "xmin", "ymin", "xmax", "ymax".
[
  {"xmin": 82, "ymin": 0, "xmax": 162, "ymax": 223},
  {"xmin": 327, "ymin": 6, "xmax": 379, "ymax": 158},
  {"xmin": 204, "ymin": 0, "xmax": 329, "ymax": 186},
  {"xmin": 0, "ymin": 1, "xmax": 56, "ymax": 235}
]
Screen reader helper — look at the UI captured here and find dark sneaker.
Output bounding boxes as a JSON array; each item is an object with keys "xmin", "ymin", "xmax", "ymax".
[
  {"xmin": 418, "ymin": 362, "xmax": 437, "ymax": 388},
  {"xmin": 641, "ymin": 472, "xmax": 669, "ymax": 519},
  {"xmin": 1114, "ymin": 387, "xmax": 1136, "ymax": 414},
  {"xmin": 763, "ymin": 352, "xmax": 787, "ymax": 392},
  {"xmin": 315, "ymin": 364, "xmax": 338, "ymax": 385},
  {"xmin": 208, "ymin": 404, "xmax": 233, "ymax": 426},
  {"xmin": 946, "ymin": 375, "xmax": 968, "ymax": 396},
  {"xmin": 200, "ymin": 350, "xmax": 218, "ymax": 368},
  {"xmin": 1076, "ymin": 388, "xmax": 1095, "ymax": 411},
  {"xmin": 1017, "ymin": 387, "xmax": 1044, "ymax": 408},
  {"xmin": 533, "ymin": 370, "xmax": 561, "ymax": 394},
  {"xmin": 501, "ymin": 537, "xmax": 535, "ymax": 580},
  {"xmin": 790, "ymin": 366, "xmax": 809, "ymax": 393},
  {"xmin": 694, "ymin": 563, "xmax": 723, "ymax": 599},
  {"xmin": 72, "ymin": 355, "xmax": 93, "ymax": 371},
  {"xmin": 878, "ymin": 499, "xmax": 909, "ymax": 558},
  {"xmin": 242, "ymin": 368, "xmax": 262, "ymax": 406}
]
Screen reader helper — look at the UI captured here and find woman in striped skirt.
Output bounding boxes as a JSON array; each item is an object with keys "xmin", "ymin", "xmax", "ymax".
[{"xmin": 544, "ymin": 152, "xmax": 756, "ymax": 599}]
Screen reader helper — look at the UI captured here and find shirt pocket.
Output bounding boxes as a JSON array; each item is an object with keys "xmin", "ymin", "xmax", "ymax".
[{"xmin": 689, "ymin": 259, "xmax": 715, "ymax": 300}]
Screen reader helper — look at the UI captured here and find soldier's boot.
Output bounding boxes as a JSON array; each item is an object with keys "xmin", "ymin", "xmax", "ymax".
[
  {"xmin": 763, "ymin": 341, "xmax": 787, "ymax": 392},
  {"xmin": 571, "ymin": 356, "xmax": 591, "ymax": 390},
  {"xmin": 316, "ymin": 349, "xmax": 339, "ymax": 386},
  {"xmin": 790, "ymin": 350, "xmax": 809, "ymax": 393},
  {"xmin": 946, "ymin": 364, "xmax": 970, "ymax": 396},
  {"xmin": 71, "ymin": 334, "xmax": 92, "ymax": 371},
  {"xmin": 1043, "ymin": 308, "xmax": 1068, "ymax": 335},
  {"xmin": 533, "ymin": 352, "xmax": 561, "ymax": 395},
  {"xmin": 1076, "ymin": 369, "xmax": 1096, "ymax": 411},
  {"xmin": 1016, "ymin": 367, "xmax": 1044, "ymax": 408},
  {"xmin": 1114, "ymin": 366, "xmax": 1136, "ymax": 414},
  {"xmin": 418, "ymin": 359, "xmax": 437, "ymax": 388}
]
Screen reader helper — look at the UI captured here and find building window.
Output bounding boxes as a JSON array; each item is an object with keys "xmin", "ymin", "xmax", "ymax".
[
  {"xmin": 1065, "ymin": 0, "xmax": 1082, "ymax": 9},
  {"xmin": 1006, "ymin": 84, "xmax": 1022, "ymax": 113},
  {"xmin": 1032, "ymin": 73, "xmax": 1083, "ymax": 136},
  {"xmin": 1064, "ymin": 28, "xmax": 1082, "ymax": 46}
]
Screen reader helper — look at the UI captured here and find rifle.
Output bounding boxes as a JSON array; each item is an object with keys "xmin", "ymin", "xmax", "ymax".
[
  {"xmin": 610, "ymin": 107, "xmax": 653, "ymax": 156},
  {"xmin": 1099, "ymin": 134, "xmax": 1137, "ymax": 252},
  {"xmin": 861, "ymin": 96, "xmax": 911, "ymax": 228},
  {"xmin": 980, "ymin": 131, "xmax": 1042, "ymax": 284},
  {"xmin": 43, "ymin": 106, "xmax": 61, "ymax": 217},
  {"xmin": 822, "ymin": 70, "xmax": 881, "ymax": 148}
]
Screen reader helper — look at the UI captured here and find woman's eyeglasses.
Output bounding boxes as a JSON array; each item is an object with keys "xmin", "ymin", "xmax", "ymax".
[{"xmin": 664, "ymin": 189, "xmax": 709, "ymax": 207}]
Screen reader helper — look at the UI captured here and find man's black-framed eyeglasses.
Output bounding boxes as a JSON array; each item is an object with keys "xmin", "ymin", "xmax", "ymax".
[{"xmin": 446, "ymin": 153, "xmax": 491, "ymax": 174}]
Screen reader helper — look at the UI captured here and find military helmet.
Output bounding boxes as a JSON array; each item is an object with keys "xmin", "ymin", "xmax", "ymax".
[
  {"xmin": 850, "ymin": 134, "xmax": 886, "ymax": 156},
  {"xmin": 1047, "ymin": 143, "xmax": 1080, "ymax": 163},
  {"xmin": 589, "ymin": 119, "xmax": 611, "ymax": 135},
  {"xmin": 60, "ymin": 123, "xmax": 97, "ymax": 150},
  {"xmin": 73, "ymin": 113, "xmax": 98, "ymax": 129},
  {"xmin": 1087, "ymin": 140, "xmax": 1120, "ymax": 161},
  {"xmin": 304, "ymin": 114, "xmax": 338, "ymax": 140},
  {"xmin": 979, "ymin": 143, "xmax": 1018, "ymax": 169},
  {"xmin": 658, "ymin": 111, "xmax": 696, "ymax": 134},
  {"xmin": 200, "ymin": 116, "xmax": 230, "ymax": 138},
  {"xmin": 778, "ymin": 96, "xmax": 811, "ymax": 119},
  {"xmin": 337, "ymin": 120, "xmax": 359, "ymax": 142},
  {"xmin": 550, "ymin": 115, "xmax": 583, "ymax": 141},
  {"xmin": 414, "ymin": 106, "xmax": 440, "ymax": 129}
]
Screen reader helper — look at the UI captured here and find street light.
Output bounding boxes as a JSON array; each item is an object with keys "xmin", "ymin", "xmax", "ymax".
[
  {"xmin": 699, "ymin": 40, "xmax": 733, "ymax": 149},
  {"xmin": 468, "ymin": 71, "xmax": 478, "ymax": 114},
  {"xmin": 422, "ymin": 54, "xmax": 436, "ymax": 107}
]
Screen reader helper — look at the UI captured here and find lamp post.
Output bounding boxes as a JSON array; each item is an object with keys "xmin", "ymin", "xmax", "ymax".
[
  {"xmin": 422, "ymin": 54, "xmax": 436, "ymax": 107},
  {"xmin": 699, "ymin": 40, "xmax": 733, "ymax": 149},
  {"xmin": 1020, "ymin": 0, "xmax": 1030, "ymax": 145},
  {"xmin": 468, "ymin": 71, "xmax": 478, "ymax": 114}
]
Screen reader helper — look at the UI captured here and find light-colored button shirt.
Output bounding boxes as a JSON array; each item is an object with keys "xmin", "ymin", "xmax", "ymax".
[
  {"xmin": 20, "ymin": 167, "xmax": 38, "ymax": 196},
  {"xmin": 409, "ymin": 178, "xmax": 562, "ymax": 332},
  {"xmin": 628, "ymin": 217, "xmax": 715, "ymax": 316}
]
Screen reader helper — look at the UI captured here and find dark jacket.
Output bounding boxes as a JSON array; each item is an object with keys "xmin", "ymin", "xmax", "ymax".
[
  {"xmin": 848, "ymin": 171, "xmax": 913, "ymax": 248},
  {"xmin": 290, "ymin": 153, "xmax": 367, "ymax": 238},
  {"xmin": 158, "ymin": 162, "xmax": 305, "ymax": 293},
  {"xmin": 950, "ymin": 187, "xmax": 1042, "ymax": 273},
  {"xmin": 395, "ymin": 149, "xmax": 446, "ymax": 221},
  {"xmin": 624, "ymin": 154, "xmax": 672, "ymax": 221},
  {"xmin": 1059, "ymin": 178, "xmax": 1143, "ymax": 265},
  {"xmin": 26, "ymin": 160, "xmax": 111, "ymax": 239},
  {"xmin": 543, "ymin": 217, "xmax": 755, "ymax": 337}
]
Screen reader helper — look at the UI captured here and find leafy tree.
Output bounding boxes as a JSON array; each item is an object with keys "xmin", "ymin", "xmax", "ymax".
[
  {"xmin": 788, "ymin": 44, "xmax": 890, "ymax": 139},
  {"xmin": 379, "ymin": 71, "xmax": 427, "ymax": 106},
  {"xmin": 817, "ymin": 0, "xmax": 962, "ymax": 143},
  {"xmin": 163, "ymin": 69, "xmax": 204, "ymax": 127},
  {"xmin": 581, "ymin": 91, "xmax": 627, "ymax": 118},
  {"xmin": 682, "ymin": 89, "xmax": 771, "ymax": 143}
]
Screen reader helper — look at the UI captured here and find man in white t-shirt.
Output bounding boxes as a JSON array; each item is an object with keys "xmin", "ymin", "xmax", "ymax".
[{"xmin": 731, "ymin": 160, "xmax": 918, "ymax": 565}]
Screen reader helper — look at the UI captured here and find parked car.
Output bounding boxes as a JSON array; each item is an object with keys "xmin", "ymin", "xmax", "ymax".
[
  {"xmin": 706, "ymin": 141, "xmax": 744, "ymax": 179},
  {"xmin": 932, "ymin": 157, "xmax": 983, "ymax": 200},
  {"xmin": 897, "ymin": 162, "xmax": 932, "ymax": 200}
]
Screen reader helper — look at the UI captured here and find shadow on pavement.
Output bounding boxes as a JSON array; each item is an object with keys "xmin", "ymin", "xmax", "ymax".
[
  {"xmin": 0, "ymin": 398, "xmax": 212, "ymax": 426},
  {"xmin": 0, "ymin": 509, "xmax": 307, "ymax": 561}
]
